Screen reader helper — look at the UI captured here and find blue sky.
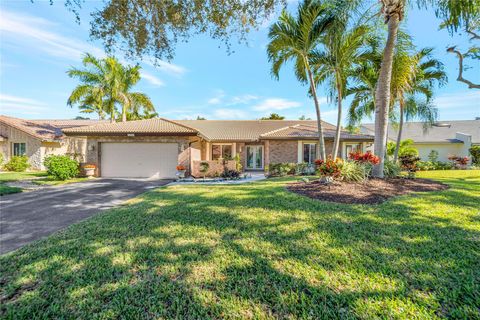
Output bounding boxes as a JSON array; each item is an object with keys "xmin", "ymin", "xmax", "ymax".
[{"xmin": 0, "ymin": 1, "xmax": 479, "ymax": 124}]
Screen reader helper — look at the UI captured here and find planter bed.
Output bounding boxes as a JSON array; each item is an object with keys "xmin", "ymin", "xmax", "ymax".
[{"xmin": 287, "ymin": 177, "xmax": 449, "ymax": 204}]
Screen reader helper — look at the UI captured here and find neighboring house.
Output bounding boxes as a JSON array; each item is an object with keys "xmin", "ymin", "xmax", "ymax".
[
  {"xmin": 361, "ymin": 119, "xmax": 480, "ymax": 162},
  {"xmin": 63, "ymin": 118, "xmax": 374, "ymax": 179},
  {"xmin": 0, "ymin": 115, "xmax": 107, "ymax": 170}
]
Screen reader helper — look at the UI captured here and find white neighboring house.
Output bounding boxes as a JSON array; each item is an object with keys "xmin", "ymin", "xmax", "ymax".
[{"xmin": 361, "ymin": 119, "xmax": 480, "ymax": 162}]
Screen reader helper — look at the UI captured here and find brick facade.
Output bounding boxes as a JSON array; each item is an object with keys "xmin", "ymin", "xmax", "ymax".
[{"xmin": 267, "ymin": 140, "xmax": 298, "ymax": 164}]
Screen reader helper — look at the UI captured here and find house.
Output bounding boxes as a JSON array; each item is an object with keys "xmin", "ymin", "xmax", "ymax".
[
  {"xmin": 0, "ymin": 115, "xmax": 107, "ymax": 170},
  {"xmin": 361, "ymin": 119, "xmax": 480, "ymax": 162},
  {"xmin": 63, "ymin": 118, "xmax": 374, "ymax": 178}
]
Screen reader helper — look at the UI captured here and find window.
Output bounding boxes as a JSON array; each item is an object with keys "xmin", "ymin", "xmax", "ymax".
[
  {"xmin": 211, "ymin": 144, "xmax": 233, "ymax": 160},
  {"xmin": 345, "ymin": 143, "xmax": 362, "ymax": 156},
  {"xmin": 303, "ymin": 143, "xmax": 316, "ymax": 164},
  {"xmin": 12, "ymin": 143, "xmax": 26, "ymax": 156}
]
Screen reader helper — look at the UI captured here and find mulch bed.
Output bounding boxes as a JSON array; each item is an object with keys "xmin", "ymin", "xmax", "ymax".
[{"xmin": 287, "ymin": 178, "xmax": 449, "ymax": 204}]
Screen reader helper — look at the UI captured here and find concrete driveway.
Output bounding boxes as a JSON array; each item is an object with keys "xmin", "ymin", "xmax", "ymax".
[{"xmin": 0, "ymin": 178, "xmax": 172, "ymax": 254}]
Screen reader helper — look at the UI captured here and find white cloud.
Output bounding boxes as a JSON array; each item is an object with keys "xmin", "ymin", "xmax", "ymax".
[
  {"xmin": 140, "ymin": 71, "xmax": 165, "ymax": 87},
  {"xmin": 253, "ymin": 98, "xmax": 301, "ymax": 111},
  {"xmin": 0, "ymin": 94, "xmax": 48, "ymax": 115},
  {"xmin": 155, "ymin": 60, "xmax": 187, "ymax": 77},
  {"xmin": 0, "ymin": 10, "xmax": 104, "ymax": 61},
  {"xmin": 433, "ymin": 91, "xmax": 480, "ymax": 110},
  {"xmin": 207, "ymin": 90, "xmax": 225, "ymax": 105},
  {"xmin": 213, "ymin": 108, "xmax": 248, "ymax": 119},
  {"xmin": 229, "ymin": 94, "xmax": 259, "ymax": 105}
]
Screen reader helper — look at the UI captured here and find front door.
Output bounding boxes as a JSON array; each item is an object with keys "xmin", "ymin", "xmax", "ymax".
[{"xmin": 246, "ymin": 145, "xmax": 264, "ymax": 170}]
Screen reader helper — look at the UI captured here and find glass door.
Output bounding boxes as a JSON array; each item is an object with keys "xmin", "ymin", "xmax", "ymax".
[{"xmin": 246, "ymin": 145, "xmax": 264, "ymax": 170}]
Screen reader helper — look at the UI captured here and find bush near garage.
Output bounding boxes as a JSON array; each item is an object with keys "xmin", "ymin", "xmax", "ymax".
[
  {"xmin": 3, "ymin": 156, "xmax": 30, "ymax": 172},
  {"xmin": 43, "ymin": 155, "xmax": 80, "ymax": 180}
]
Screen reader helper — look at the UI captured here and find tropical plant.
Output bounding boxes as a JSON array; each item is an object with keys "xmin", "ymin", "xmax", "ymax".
[
  {"xmin": 313, "ymin": 17, "xmax": 370, "ymax": 158},
  {"xmin": 315, "ymin": 157, "xmax": 342, "ymax": 178},
  {"xmin": 267, "ymin": 0, "xmax": 333, "ymax": 160},
  {"xmin": 383, "ymin": 160, "xmax": 401, "ymax": 177},
  {"xmin": 199, "ymin": 161, "xmax": 210, "ymax": 179},
  {"xmin": 387, "ymin": 139, "xmax": 418, "ymax": 158},
  {"xmin": 348, "ymin": 151, "xmax": 380, "ymax": 164},
  {"xmin": 67, "ymin": 53, "xmax": 155, "ymax": 122},
  {"xmin": 390, "ymin": 47, "xmax": 446, "ymax": 162},
  {"xmin": 340, "ymin": 161, "xmax": 371, "ymax": 182},
  {"xmin": 369, "ymin": 0, "xmax": 478, "ymax": 178},
  {"xmin": 428, "ymin": 149, "xmax": 439, "ymax": 162}
]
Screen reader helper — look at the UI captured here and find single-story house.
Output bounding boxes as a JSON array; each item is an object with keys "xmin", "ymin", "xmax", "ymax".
[
  {"xmin": 62, "ymin": 118, "xmax": 374, "ymax": 179},
  {"xmin": 0, "ymin": 115, "xmax": 107, "ymax": 170},
  {"xmin": 361, "ymin": 119, "xmax": 480, "ymax": 162}
]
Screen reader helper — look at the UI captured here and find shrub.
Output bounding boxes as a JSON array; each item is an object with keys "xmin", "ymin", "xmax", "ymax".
[
  {"xmin": 399, "ymin": 155, "xmax": 420, "ymax": 178},
  {"xmin": 315, "ymin": 157, "xmax": 341, "ymax": 179},
  {"xmin": 43, "ymin": 155, "xmax": 79, "ymax": 180},
  {"xmin": 340, "ymin": 161, "xmax": 370, "ymax": 182},
  {"xmin": 4, "ymin": 156, "xmax": 29, "ymax": 172},
  {"xmin": 428, "ymin": 150, "xmax": 439, "ymax": 162},
  {"xmin": 383, "ymin": 160, "xmax": 401, "ymax": 178},
  {"xmin": 448, "ymin": 155, "xmax": 469, "ymax": 169},
  {"xmin": 221, "ymin": 169, "xmax": 241, "ymax": 179},
  {"xmin": 348, "ymin": 151, "xmax": 380, "ymax": 165},
  {"xmin": 268, "ymin": 163, "xmax": 296, "ymax": 176},
  {"xmin": 295, "ymin": 163, "xmax": 316, "ymax": 175},
  {"xmin": 0, "ymin": 152, "xmax": 4, "ymax": 166},
  {"xmin": 469, "ymin": 146, "xmax": 480, "ymax": 165},
  {"xmin": 387, "ymin": 139, "xmax": 419, "ymax": 158}
]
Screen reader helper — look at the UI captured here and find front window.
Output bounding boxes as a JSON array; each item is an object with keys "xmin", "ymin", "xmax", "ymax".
[
  {"xmin": 212, "ymin": 144, "xmax": 233, "ymax": 160},
  {"xmin": 303, "ymin": 143, "xmax": 316, "ymax": 164},
  {"xmin": 345, "ymin": 143, "xmax": 363, "ymax": 156},
  {"xmin": 12, "ymin": 143, "xmax": 26, "ymax": 156}
]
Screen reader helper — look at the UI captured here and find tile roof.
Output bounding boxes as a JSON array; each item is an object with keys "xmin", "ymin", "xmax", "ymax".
[
  {"xmin": 362, "ymin": 119, "xmax": 480, "ymax": 143},
  {"xmin": 174, "ymin": 120, "xmax": 337, "ymax": 141},
  {"xmin": 260, "ymin": 124, "xmax": 374, "ymax": 140},
  {"xmin": 63, "ymin": 118, "xmax": 198, "ymax": 135},
  {"xmin": 0, "ymin": 115, "xmax": 108, "ymax": 141}
]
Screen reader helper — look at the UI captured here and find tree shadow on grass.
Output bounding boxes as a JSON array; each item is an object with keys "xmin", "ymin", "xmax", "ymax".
[{"xmin": 0, "ymin": 177, "xmax": 478, "ymax": 318}]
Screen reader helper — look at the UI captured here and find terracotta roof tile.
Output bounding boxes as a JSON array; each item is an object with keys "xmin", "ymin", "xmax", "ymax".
[
  {"xmin": 174, "ymin": 120, "xmax": 336, "ymax": 141},
  {"xmin": 63, "ymin": 117, "xmax": 197, "ymax": 135},
  {"xmin": 0, "ymin": 115, "xmax": 107, "ymax": 141},
  {"xmin": 261, "ymin": 124, "xmax": 374, "ymax": 140}
]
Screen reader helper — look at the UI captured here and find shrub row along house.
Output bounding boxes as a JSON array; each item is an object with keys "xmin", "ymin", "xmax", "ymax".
[
  {"xmin": 361, "ymin": 119, "xmax": 480, "ymax": 162},
  {"xmin": 1, "ymin": 115, "xmax": 374, "ymax": 178}
]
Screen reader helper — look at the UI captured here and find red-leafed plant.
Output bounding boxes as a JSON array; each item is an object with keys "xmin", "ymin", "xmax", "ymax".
[
  {"xmin": 176, "ymin": 165, "xmax": 186, "ymax": 171},
  {"xmin": 448, "ymin": 155, "xmax": 469, "ymax": 167},
  {"xmin": 315, "ymin": 156, "xmax": 341, "ymax": 178},
  {"xmin": 348, "ymin": 151, "xmax": 380, "ymax": 165}
]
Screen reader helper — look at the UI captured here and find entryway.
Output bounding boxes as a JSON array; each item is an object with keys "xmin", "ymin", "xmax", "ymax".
[{"xmin": 246, "ymin": 145, "xmax": 264, "ymax": 170}]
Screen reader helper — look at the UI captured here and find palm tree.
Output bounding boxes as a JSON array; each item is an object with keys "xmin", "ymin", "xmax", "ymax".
[
  {"xmin": 313, "ymin": 21, "xmax": 370, "ymax": 158},
  {"xmin": 391, "ymin": 47, "xmax": 446, "ymax": 162},
  {"xmin": 371, "ymin": 0, "xmax": 477, "ymax": 177},
  {"xmin": 67, "ymin": 53, "xmax": 155, "ymax": 123},
  {"xmin": 267, "ymin": 0, "xmax": 333, "ymax": 160}
]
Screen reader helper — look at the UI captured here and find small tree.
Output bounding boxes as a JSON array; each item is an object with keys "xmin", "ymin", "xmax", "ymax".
[
  {"xmin": 199, "ymin": 161, "xmax": 210, "ymax": 180},
  {"xmin": 428, "ymin": 150, "xmax": 439, "ymax": 163}
]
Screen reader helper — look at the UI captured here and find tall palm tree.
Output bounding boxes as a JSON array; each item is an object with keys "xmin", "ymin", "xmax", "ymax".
[
  {"xmin": 267, "ymin": 0, "xmax": 333, "ymax": 160},
  {"xmin": 67, "ymin": 53, "xmax": 155, "ymax": 123},
  {"xmin": 313, "ymin": 22, "xmax": 370, "ymax": 158},
  {"xmin": 391, "ymin": 47, "xmax": 447, "ymax": 161},
  {"xmin": 371, "ymin": 0, "xmax": 477, "ymax": 177}
]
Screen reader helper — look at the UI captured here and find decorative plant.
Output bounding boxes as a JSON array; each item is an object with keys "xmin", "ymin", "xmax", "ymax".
[
  {"xmin": 176, "ymin": 165, "xmax": 186, "ymax": 171},
  {"xmin": 340, "ymin": 161, "xmax": 370, "ymax": 182},
  {"xmin": 233, "ymin": 154, "xmax": 242, "ymax": 172},
  {"xmin": 348, "ymin": 151, "xmax": 380, "ymax": 165},
  {"xmin": 221, "ymin": 169, "xmax": 241, "ymax": 179},
  {"xmin": 84, "ymin": 164, "xmax": 96, "ymax": 169},
  {"xmin": 399, "ymin": 155, "xmax": 421, "ymax": 178},
  {"xmin": 428, "ymin": 150, "xmax": 439, "ymax": 163},
  {"xmin": 199, "ymin": 161, "xmax": 210, "ymax": 179},
  {"xmin": 448, "ymin": 155, "xmax": 469, "ymax": 169},
  {"xmin": 315, "ymin": 157, "xmax": 341, "ymax": 179}
]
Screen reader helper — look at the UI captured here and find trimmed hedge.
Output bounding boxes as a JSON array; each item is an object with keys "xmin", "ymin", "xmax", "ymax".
[
  {"xmin": 3, "ymin": 156, "xmax": 29, "ymax": 172},
  {"xmin": 44, "ymin": 155, "xmax": 79, "ymax": 180}
]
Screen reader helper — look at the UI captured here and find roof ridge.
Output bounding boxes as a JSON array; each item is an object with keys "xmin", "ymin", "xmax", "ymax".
[
  {"xmin": 260, "ymin": 124, "xmax": 300, "ymax": 137},
  {"xmin": 160, "ymin": 118, "xmax": 198, "ymax": 133}
]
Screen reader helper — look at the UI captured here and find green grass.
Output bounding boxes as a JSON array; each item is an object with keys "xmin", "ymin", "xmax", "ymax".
[
  {"xmin": 0, "ymin": 184, "xmax": 22, "ymax": 196},
  {"xmin": 0, "ymin": 171, "xmax": 47, "ymax": 182},
  {"xmin": 33, "ymin": 177, "xmax": 90, "ymax": 186},
  {"xmin": 1, "ymin": 170, "xmax": 479, "ymax": 319}
]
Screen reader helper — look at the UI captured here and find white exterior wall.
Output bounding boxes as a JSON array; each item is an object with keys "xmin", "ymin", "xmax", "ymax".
[{"xmin": 414, "ymin": 143, "xmax": 465, "ymax": 162}]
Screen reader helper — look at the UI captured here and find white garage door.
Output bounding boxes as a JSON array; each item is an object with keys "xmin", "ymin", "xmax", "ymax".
[{"xmin": 101, "ymin": 143, "xmax": 178, "ymax": 178}]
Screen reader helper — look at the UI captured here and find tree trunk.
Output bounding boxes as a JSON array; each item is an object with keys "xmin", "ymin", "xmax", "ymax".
[
  {"xmin": 332, "ymin": 77, "xmax": 342, "ymax": 159},
  {"xmin": 122, "ymin": 107, "xmax": 127, "ymax": 122},
  {"xmin": 372, "ymin": 13, "xmax": 400, "ymax": 178},
  {"xmin": 306, "ymin": 66, "xmax": 326, "ymax": 160},
  {"xmin": 393, "ymin": 100, "xmax": 404, "ymax": 163}
]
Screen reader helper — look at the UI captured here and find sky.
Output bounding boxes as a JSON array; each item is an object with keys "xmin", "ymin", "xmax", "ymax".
[{"xmin": 0, "ymin": 1, "xmax": 479, "ymax": 124}]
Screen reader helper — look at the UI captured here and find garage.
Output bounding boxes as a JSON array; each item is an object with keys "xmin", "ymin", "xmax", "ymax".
[{"xmin": 100, "ymin": 143, "xmax": 178, "ymax": 178}]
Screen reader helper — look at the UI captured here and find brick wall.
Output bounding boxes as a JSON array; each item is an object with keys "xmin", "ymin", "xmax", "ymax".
[
  {"xmin": 191, "ymin": 160, "xmax": 236, "ymax": 178},
  {"xmin": 267, "ymin": 140, "xmax": 298, "ymax": 164}
]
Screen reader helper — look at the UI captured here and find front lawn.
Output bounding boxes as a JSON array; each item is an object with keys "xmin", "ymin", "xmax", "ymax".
[
  {"xmin": 0, "ymin": 171, "xmax": 48, "ymax": 195},
  {"xmin": 33, "ymin": 177, "xmax": 90, "ymax": 186},
  {"xmin": 1, "ymin": 170, "xmax": 478, "ymax": 319}
]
